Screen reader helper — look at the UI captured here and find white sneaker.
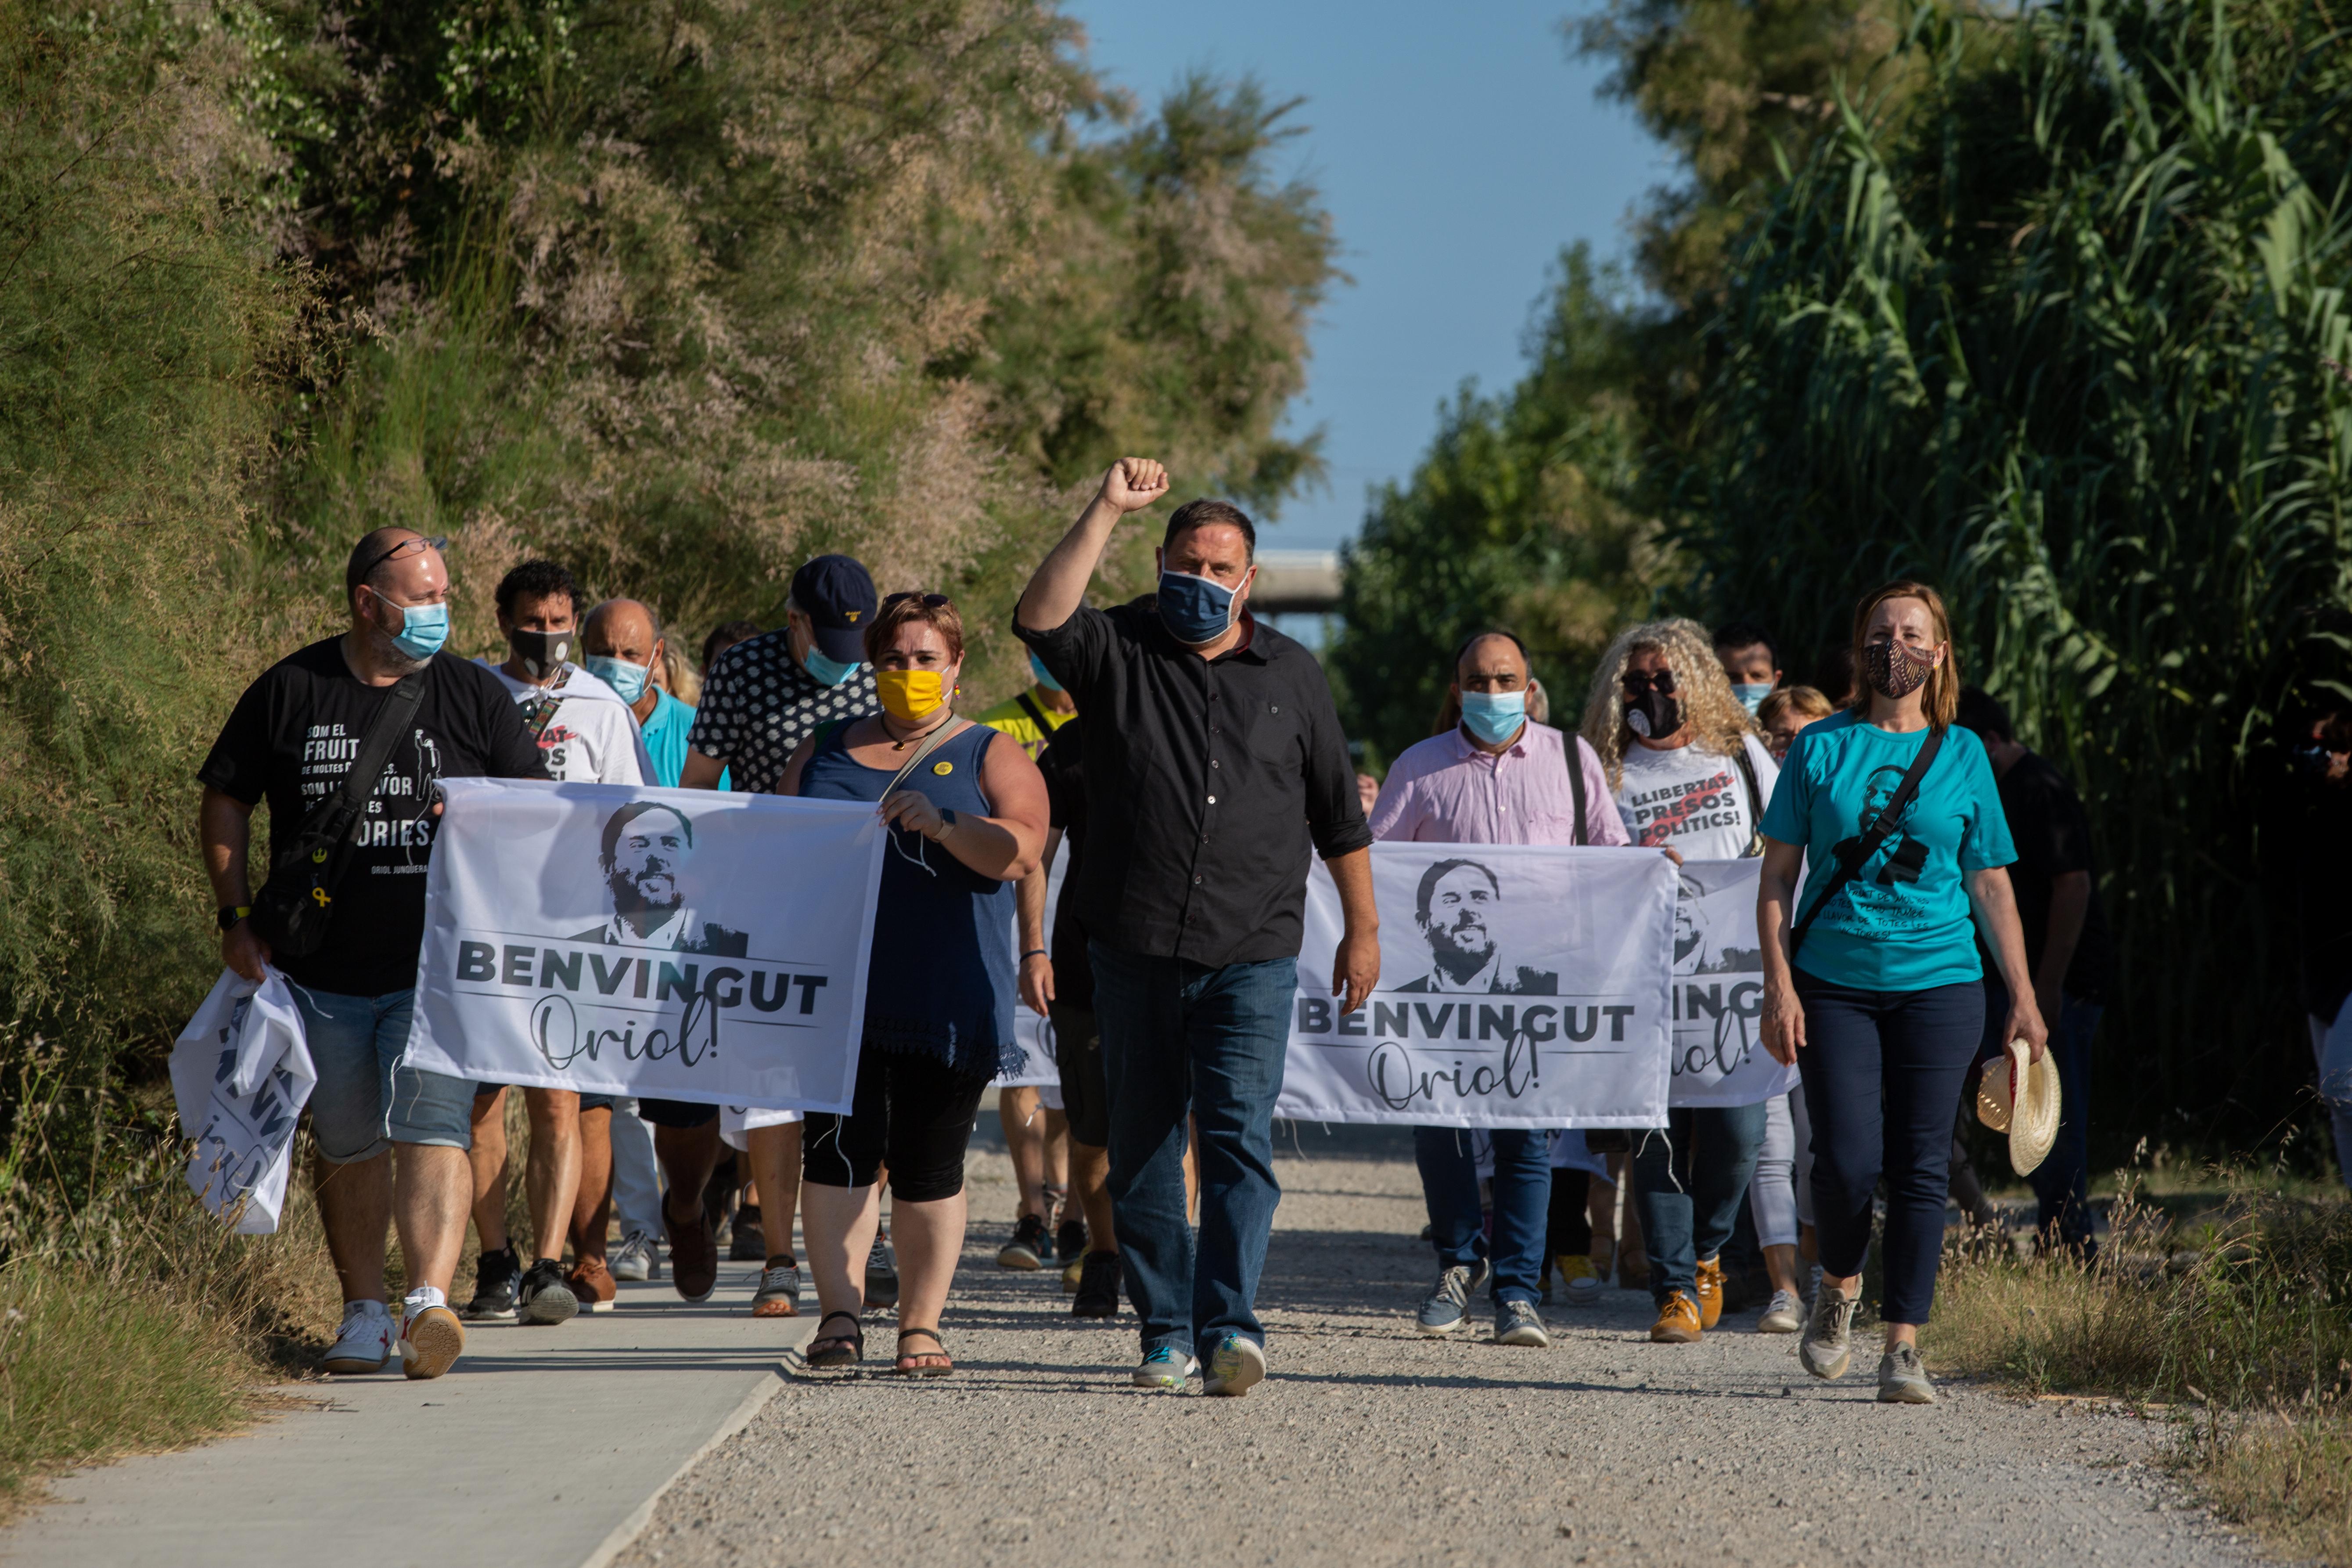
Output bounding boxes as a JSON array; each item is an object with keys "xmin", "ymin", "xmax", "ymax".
[
  {"xmin": 610, "ymin": 1229, "xmax": 658, "ymax": 1283},
  {"xmin": 1758, "ymin": 1288, "xmax": 1804, "ymax": 1334},
  {"xmin": 321, "ymin": 1302, "xmax": 392, "ymax": 1374}
]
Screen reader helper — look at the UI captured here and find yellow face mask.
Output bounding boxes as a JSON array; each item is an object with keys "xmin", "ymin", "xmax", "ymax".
[{"xmin": 876, "ymin": 668, "xmax": 949, "ymax": 723}]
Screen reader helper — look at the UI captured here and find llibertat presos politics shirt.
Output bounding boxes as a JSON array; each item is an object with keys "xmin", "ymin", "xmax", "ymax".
[
  {"xmin": 1611, "ymin": 733, "xmax": 1780, "ymax": 863},
  {"xmin": 1016, "ymin": 600, "xmax": 1372, "ymax": 968},
  {"xmin": 1759, "ymin": 710, "xmax": 2016, "ymax": 992},
  {"xmin": 199, "ymin": 639, "xmax": 546, "ymax": 997}
]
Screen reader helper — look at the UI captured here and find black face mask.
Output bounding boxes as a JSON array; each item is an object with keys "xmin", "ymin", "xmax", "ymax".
[
  {"xmin": 1622, "ymin": 669, "xmax": 1682, "ymax": 740},
  {"xmin": 508, "ymin": 626, "xmax": 573, "ymax": 680}
]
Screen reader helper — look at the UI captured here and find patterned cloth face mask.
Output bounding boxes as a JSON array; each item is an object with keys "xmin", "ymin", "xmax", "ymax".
[{"xmin": 1864, "ymin": 639, "xmax": 1935, "ymax": 700}]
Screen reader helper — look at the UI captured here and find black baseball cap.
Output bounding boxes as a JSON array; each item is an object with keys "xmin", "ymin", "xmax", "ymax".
[{"xmin": 791, "ymin": 554, "xmax": 879, "ymax": 663}]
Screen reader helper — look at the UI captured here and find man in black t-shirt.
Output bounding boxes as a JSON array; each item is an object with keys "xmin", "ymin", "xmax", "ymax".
[
  {"xmin": 198, "ymin": 528, "xmax": 546, "ymax": 1381},
  {"xmin": 1956, "ymin": 689, "xmax": 2113, "ymax": 1255},
  {"xmin": 1018, "ymin": 717, "xmax": 1125, "ymax": 1317}
]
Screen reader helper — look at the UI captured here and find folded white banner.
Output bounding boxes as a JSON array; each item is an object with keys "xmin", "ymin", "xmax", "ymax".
[
  {"xmin": 1667, "ymin": 859, "xmax": 1799, "ymax": 1107},
  {"xmin": 171, "ymin": 967, "xmax": 316, "ymax": 1234},
  {"xmin": 406, "ymin": 779, "xmax": 886, "ymax": 1113},
  {"xmin": 1277, "ymin": 844, "xmax": 1677, "ymax": 1128},
  {"xmin": 996, "ymin": 854, "xmax": 1066, "ymax": 1089}
]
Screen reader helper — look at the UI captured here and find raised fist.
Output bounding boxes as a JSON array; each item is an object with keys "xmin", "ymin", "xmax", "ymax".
[{"xmin": 1100, "ymin": 458, "xmax": 1170, "ymax": 514}]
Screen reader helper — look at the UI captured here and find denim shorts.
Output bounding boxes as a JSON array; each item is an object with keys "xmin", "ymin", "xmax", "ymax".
[{"xmin": 290, "ymin": 985, "xmax": 475, "ymax": 1162}]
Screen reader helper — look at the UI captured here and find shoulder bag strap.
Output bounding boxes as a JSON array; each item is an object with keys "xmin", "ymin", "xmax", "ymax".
[
  {"xmin": 1787, "ymin": 726, "xmax": 1945, "ymax": 958},
  {"xmin": 1014, "ymin": 691, "xmax": 1054, "ymax": 737},
  {"xmin": 879, "ymin": 716, "xmax": 971, "ymax": 800},
  {"xmin": 1564, "ymin": 734, "xmax": 1589, "ymax": 846},
  {"xmin": 298, "ymin": 671, "xmax": 426, "ymax": 867},
  {"xmin": 520, "ymin": 665, "xmax": 572, "ymax": 743},
  {"xmin": 1731, "ymin": 739, "xmax": 1765, "ymax": 857}
]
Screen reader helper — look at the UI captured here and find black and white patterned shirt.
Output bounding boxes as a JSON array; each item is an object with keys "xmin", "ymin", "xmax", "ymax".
[{"xmin": 684, "ymin": 629, "xmax": 879, "ymax": 793}]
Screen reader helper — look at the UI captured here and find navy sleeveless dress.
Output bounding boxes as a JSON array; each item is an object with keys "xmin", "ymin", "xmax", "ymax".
[{"xmin": 800, "ymin": 719, "xmax": 1020, "ymax": 1078}]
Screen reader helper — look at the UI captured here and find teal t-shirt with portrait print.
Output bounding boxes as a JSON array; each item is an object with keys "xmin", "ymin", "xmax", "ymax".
[{"xmin": 1759, "ymin": 710, "xmax": 2016, "ymax": 992}]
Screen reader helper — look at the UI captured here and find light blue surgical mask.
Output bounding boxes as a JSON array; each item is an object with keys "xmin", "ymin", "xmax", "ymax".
[
  {"xmin": 802, "ymin": 645, "xmax": 860, "ymax": 687},
  {"xmin": 1156, "ymin": 568, "xmax": 1239, "ymax": 646},
  {"xmin": 1732, "ymin": 682, "xmax": 1773, "ymax": 717},
  {"xmin": 1459, "ymin": 689, "xmax": 1527, "ymax": 746},
  {"xmin": 587, "ymin": 654, "xmax": 651, "ymax": 704},
  {"xmin": 374, "ymin": 593, "xmax": 449, "ymax": 661},
  {"xmin": 1029, "ymin": 653, "xmax": 1064, "ymax": 693}
]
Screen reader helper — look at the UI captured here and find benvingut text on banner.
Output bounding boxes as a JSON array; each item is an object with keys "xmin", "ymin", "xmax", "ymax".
[
  {"xmin": 1666, "ymin": 858, "xmax": 1800, "ymax": 1108},
  {"xmin": 1277, "ymin": 843, "xmax": 1678, "ymax": 1129},
  {"xmin": 406, "ymin": 778, "xmax": 887, "ymax": 1114}
]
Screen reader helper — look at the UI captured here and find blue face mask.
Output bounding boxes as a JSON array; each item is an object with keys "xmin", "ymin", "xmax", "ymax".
[
  {"xmin": 1732, "ymin": 682, "xmax": 1773, "ymax": 717},
  {"xmin": 1459, "ymin": 689, "xmax": 1527, "ymax": 746},
  {"xmin": 587, "ymin": 654, "xmax": 651, "ymax": 704},
  {"xmin": 1156, "ymin": 568, "xmax": 1240, "ymax": 646},
  {"xmin": 1029, "ymin": 653, "xmax": 1064, "ymax": 693},
  {"xmin": 375, "ymin": 594, "xmax": 449, "ymax": 661},
  {"xmin": 802, "ymin": 645, "xmax": 860, "ymax": 687}
]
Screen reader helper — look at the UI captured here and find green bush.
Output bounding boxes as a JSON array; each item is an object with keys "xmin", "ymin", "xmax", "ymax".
[{"xmin": 1676, "ymin": 0, "xmax": 2352, "ymax": 1141}]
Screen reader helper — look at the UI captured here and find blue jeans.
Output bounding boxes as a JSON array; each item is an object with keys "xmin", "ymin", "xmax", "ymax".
[
  {"xmin": 288, "ymin": 985, "xmax": 475, "ymax": 1163},
  {"xmin": 1414, "ymin": 1127, "xmax": 1551, "ymax": 1309},
  {"xmin": 1981, "ymin": 975, "xmax": 2101, "ymax": 1249},
  {"xmin": 1090, "ymin": 943, "xmax": 1295, "ymax": 1363},
  {"xmin": 1631, "ymin": 1103, "xmax": 1767, "ymax": 1304},
  {"xmin": 1795, "ymin": 971, "xmax": 1984, "ymax": 1325}
]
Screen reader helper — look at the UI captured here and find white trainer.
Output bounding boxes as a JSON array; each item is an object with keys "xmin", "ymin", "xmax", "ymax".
[
  {"xmin": 321, "ymin": 1302, "xmax": 392, "ymax": 1374},
  {"xmin": 610, "ymin": 1229, "xmax": 659, "ymax": 1282}
]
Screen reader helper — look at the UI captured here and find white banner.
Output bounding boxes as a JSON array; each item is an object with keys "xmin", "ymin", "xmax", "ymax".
[
  {"xmin": 996, "ymin": 854, "xmax": 1066, "ymax": 1088},
  {"xmin": 171, "ymin": 968, "xmax": 316, "ymax": 1234},
  {"xmin": 406, "ymin": 779, "xmax": 886, "ymax": 1113},
  {"xmin": 1276, "ymin": 844, "xmax": 1677, "ymax": 1128},
  {"xmin": 1666, "ymin": 859, "xmax": 1799, "ymax": 1107}
]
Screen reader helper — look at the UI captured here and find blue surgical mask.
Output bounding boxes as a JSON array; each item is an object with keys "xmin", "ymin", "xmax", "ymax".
[
  {"xmin": 802, "ymin": 645, "xmax": 860, "ymax": 687},
  {"xmin": 1029, "ymin": 653, "xmax": 1064, "ymax": 693},
  {"xmin": 1156, "ymin": 568, "xmax": 1239, "ymax": 646},
  {"xmin": 1732, "ymin": 682, "xmax": 1773, "ymax": 717},
  {"xmin": 587, "ymin": 654, "xmax": 651, "ymax": 704},
  {"xmin": 376, "ymin": 594, "xmax": 449, "ymax": 661},
  {"xmin": 1459, "ymin": 690, "xmax": 1527, "ymax": 746}
]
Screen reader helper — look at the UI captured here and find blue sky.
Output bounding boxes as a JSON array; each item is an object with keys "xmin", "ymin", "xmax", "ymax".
[{"xmin": 1063, "ymin": 1, "xmax": 1669, "ymax": 550}]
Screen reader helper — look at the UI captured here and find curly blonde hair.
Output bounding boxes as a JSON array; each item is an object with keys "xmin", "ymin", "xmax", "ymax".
[{"xmin": 1579, "ymin": 617, "xmax": 1760, "ymax": 791}]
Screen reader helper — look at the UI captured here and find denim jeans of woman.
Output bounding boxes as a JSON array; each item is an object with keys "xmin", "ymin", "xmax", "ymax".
[{"xmin": 1631, "ymin": 1102, "xmax": 1767, "ymax": 1305}]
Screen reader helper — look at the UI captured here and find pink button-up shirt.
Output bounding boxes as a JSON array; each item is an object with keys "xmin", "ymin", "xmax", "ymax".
[{"xmin": 1368, "ymin": 722, "xmax": 1630, "ymax": 847}]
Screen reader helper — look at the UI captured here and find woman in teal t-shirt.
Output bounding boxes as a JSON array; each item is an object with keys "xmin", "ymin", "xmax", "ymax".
[{"xmin": 1756, "ymin": 580, "xmax": 2046, "ymax": 1406}]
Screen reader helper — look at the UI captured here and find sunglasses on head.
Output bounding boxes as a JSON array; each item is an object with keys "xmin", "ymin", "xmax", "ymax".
[
  {"xmin": 1622, "ymin": 668, "xmax": 1677, "ymax": 694},
  {"xmin": 885, "ymin": 592, "xmax": 952, "ymax": 608},
  {"xmin": 352, "ymin": 535, "xmax": 448, "ymax": 587}
]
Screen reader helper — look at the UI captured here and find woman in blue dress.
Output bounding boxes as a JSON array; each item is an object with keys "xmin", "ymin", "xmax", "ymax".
[
  {"xmin": 780, "ymin": 592, "xmax": 1049, "ymax": 1375},
  {"xmin": 1757, "ymin": 580, "xmax": 2045, "ymax": 1405}
]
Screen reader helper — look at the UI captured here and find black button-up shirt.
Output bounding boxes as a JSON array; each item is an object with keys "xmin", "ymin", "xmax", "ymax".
[{"xmin": 1016, "ymin": 597, "xmax": 1372, "ymax": 968}]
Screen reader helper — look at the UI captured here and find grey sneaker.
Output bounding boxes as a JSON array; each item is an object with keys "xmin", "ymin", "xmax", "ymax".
[
  {"xmin": 1495, "ymin": 1300, "xmax": 1550, "ymax": 1347},
  {"xmin": 609, "ymin": 1229, "xmax": 658, "ymax": 1283},
  {"xmin": 1416, "ymin": 1264, "xmax": 1475, "ymax": 1336},
  {"xmin": 517, "ymin": 1259, "xmax": 579, "ymax": 1327},
  {"xmin": 1800, "ymin": 1287, "xmax": 1858, "ymax": 1379},
  {"xmin": 1878, "ymin": 1342, "xmax": 1936, "ymax": 1404},
  {"xmin": 1204, "ymin": 1333, "xmax": 1267, "ymax": 1397},
  {"xmin": 865, "ymin": 1231, "xmax": 899, "ymax": 1309},
  {"xmin": 1133, "ymin": 1347, "xmax": 1198, "ymax": 1390},
  {"xmin": 1758, "ymin": 1287, "xmax": 1804, "ymax": 1334}
]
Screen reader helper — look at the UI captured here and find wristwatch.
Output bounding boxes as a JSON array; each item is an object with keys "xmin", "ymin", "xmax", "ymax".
[{"xmin": 216, "ymin": 904, "xmax": 252, "ymax": 932}]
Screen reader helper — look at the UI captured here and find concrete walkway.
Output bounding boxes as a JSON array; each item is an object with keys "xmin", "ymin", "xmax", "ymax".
[
  {"xmin": 4, "ymin": 1264, "xmax": 814, "ymax": 1568},
  {"xmin": 4, "ymin": 1114, "xmax": 2256, "ymax": 1568}
]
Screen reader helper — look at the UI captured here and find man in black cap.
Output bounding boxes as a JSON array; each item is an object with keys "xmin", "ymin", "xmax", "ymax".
[{"xmin": 647, "ymin": 555, "xmax": 884, "ymax": 1309}]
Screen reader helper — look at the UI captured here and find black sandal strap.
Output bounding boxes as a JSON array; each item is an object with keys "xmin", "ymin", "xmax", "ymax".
[{"xmin": 896, "ymin": 1326, "xmax": 944, "ymax": 1348}]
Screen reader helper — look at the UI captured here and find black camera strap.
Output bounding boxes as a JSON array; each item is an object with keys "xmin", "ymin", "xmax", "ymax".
[{"xmin": 1787, "ymin": 726, "xmax": 1945, "ymax": 958}]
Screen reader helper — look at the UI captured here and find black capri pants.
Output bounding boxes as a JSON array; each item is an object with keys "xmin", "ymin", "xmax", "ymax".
[{"xmin": 802, "ymin": 1044, "xmax": 993, "ymax": 1204}]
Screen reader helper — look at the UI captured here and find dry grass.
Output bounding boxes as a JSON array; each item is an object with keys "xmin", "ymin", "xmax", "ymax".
[{"xmin": 1927, "ymin": 1179, "xmax": 2352, "ymax": 1564}]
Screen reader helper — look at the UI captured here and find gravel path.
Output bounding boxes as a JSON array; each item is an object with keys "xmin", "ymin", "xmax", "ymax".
[{"xmin": 619, "ymin": 1124, "xmax": 2251, "ymax": 1568}]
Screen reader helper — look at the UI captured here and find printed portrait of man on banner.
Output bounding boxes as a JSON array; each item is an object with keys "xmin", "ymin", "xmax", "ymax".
[{"xmin": 571, "ymin": 800, "xmax": 748, "ymax": 955}]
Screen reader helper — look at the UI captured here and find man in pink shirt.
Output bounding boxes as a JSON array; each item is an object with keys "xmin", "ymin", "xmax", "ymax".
[{"xmin": 1368, "ymin": 630, "xmax": 1628, "ymax": 1346}]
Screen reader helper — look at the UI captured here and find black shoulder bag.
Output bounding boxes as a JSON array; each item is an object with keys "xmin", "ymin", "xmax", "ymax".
[
  {"xmin": 250, "ymin": 673, "xmax": 425, "ymax": 957},
  {"xmin": 1786, "ymin": 726, "xmax": 1945, "ymax": 959}
]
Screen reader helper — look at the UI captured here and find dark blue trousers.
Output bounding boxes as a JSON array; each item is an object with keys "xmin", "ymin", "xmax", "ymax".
[{"xmin": 1793, "ymin": 970, "xmax": 1984, "ymax": 1325}]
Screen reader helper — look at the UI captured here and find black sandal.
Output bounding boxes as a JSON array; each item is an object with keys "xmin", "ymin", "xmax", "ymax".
[
  {"xmin": 894, "ymin": 1325, "xmax": 953, "ymax": 1378},
  {"xmin": 807, "ymin": 1310, "xmax": 863, "ymax": 1370}
]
